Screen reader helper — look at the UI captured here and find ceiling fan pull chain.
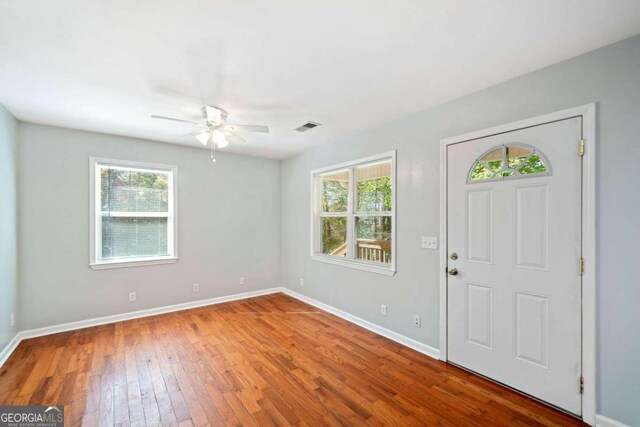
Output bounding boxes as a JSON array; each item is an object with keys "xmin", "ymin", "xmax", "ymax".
[{"xmin": 210, "ymin": 138, "xmax": 217, "ymax": 163}]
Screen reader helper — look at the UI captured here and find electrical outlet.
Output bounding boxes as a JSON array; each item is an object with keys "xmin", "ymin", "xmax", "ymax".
[
  {"xmin": 129, "ymin": 292, "xmax": 136, "ymax": 302},
  {"xmin": 413, "ymin": 315, "xmax": 421, "ymax": 328},
  {"xmin": 380, "ymin": 305, "xmax": 387, "ymax": 316},
  {"xmin": 193, "ymin": 283, "xmax": 199, "ymax": 292},
  {"xmin": 10, "ymin": 313, "xmax": 15, "ymax": 327},
  {"xmin": 239, "ymin": 276, "xmax": 245, "ymax": 285},
  {"xmin": 300, "ymin": 278, "xmax": 304, "ymax": 287},
  {"xmin": 421, "ymin": 236, "xmax": 438, "ymax": 249}
]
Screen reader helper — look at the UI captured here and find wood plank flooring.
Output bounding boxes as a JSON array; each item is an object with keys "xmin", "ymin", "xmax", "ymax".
[{"xmin": 0, "ymin": 293, "xmax": 585, "ymax": 426}]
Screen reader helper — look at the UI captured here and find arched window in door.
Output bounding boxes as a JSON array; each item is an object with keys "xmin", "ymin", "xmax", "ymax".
[{"xmin": 468, "ymin": 143, "xmax": 551, "ymax": 183}]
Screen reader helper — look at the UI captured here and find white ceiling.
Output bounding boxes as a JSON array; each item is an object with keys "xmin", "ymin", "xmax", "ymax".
[{"xmin": 2, "ymin": 1, "xmax": 640, "ymax": 159}]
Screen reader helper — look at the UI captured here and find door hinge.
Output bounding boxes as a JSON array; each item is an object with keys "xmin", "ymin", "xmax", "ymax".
[
  {"xmin": 579, "ymin": 257, "xmax": 585, "ymax": 276},
  {"xmin": 579, "ymin": 376, "xmax": 584, "ymax": 394},
  {"xmin": 579, "ymin": 139, "xmax": 585, "ymax": 156}
]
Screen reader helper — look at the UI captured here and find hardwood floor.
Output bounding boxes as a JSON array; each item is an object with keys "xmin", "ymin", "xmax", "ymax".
[{"xmin": 0, "ymin": 293, "xmax": 585, "ymax": 426}]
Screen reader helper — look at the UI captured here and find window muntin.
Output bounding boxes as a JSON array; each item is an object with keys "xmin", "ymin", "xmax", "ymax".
[
  {"xmin": 469, "ymin": 144, "xmax": 550, "ymax": 182},
  {"xmin": 312, "ymin": 153, "xmax": 395, "ymax": 275},
  {"xmin": 91, "ymin": 159, "xmax": 177, "ymax": 268}
]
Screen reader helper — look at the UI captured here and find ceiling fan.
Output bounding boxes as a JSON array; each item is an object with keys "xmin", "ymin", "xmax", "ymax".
[{"xmin": 151, "ymin": 105, "xmax": 269, "ymax": 161}]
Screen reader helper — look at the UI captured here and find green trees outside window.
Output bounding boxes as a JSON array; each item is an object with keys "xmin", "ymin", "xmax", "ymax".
[
  {"xmin": 317, "ymin": 158, "xmax": 393, "ymax": 265},
  {"xmin": 470, "ymin": 144, "xmax": 549, "ymax": 182}
]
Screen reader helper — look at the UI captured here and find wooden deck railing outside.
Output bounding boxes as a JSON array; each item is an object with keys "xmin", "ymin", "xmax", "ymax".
[{"xmin": 330, "ymin": 239, "xmax": 391, "ymax": 264}]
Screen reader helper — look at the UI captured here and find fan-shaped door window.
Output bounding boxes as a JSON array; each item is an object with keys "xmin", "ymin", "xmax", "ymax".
[{"xmin": 468, "ymin": 144, "xmax": 551, "ymax": 182}]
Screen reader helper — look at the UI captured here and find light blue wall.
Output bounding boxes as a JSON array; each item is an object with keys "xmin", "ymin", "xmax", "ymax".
[
  {"xmin": 281, "ymin": 35, "xmax": 640, "ymax": 425},
  {"xmin": 0, "ymin": 105, "xmax": 19, "ymax": 350},
  {"xmin": 17, "ymin": 124, "xmax": 282, "ymax": 330}
]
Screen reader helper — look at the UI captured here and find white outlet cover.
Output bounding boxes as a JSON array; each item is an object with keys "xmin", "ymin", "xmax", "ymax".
[
  {"xmin": 380, "ymin": 304, "xmax": 387, "ymax": 316},
  {"xmin": 193, "ymin": 283, "xmax": 199, "ymax": 292},
  {"xmin": 300, "ymin": 278, "xmax": 304, "ymax": 286},
  {"xmin": 413, "ymin": 315, "xmax": 421, "ymax": 327},
  {"xmin": 129, "ymin": 292, "xmax": 136, "ymax": 302},
  {"xmin": 421, "ymin": 236, "xmax": 438, "ymax": 249},
  {"xmin": 239, "ymin": 277, "xmax": 245, "ymax": 285}
]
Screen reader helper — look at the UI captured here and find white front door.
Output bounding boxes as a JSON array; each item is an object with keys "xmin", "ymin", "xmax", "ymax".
[{"xmin": 447, "ymin": 117, "xmax": 583, "ymax": 415}]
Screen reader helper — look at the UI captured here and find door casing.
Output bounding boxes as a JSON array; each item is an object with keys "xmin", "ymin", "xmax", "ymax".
[{"xmin": 438, "ymin": 104, "xmax": 596, "ymax": 425}]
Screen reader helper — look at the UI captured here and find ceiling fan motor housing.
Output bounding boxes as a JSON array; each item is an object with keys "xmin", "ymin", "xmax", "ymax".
[{"xmin": 202, "ymin": 106, "xmax": 227, "ymax": 125}]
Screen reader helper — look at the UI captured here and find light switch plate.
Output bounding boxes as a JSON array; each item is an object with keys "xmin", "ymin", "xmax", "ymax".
[{"xmin": 421, "ymin": 236, "xmax": 438, "ymax": 249}]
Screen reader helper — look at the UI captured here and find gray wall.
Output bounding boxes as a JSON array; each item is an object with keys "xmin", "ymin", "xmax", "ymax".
[
  {"xmin": 281, "ymin": 35, "xmax": 640, "ymax": 425},
  {"xmin": 0, "ymin": 105, "xmax": 19, "ymax": 350},
  {"xmin": 18, "ymin": 123, "xmax": 281, "ymax": 330}
]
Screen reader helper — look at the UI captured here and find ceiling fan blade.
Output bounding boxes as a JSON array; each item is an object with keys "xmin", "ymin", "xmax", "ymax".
[
  {"xmin": 181, "ymin": 130, "xmax": 201, "ymax": 137},
  {"xmin": 151, "ymin": 115, "xmax": 198, "ymax": 124},
  {"xmin": 225, "ymin": 132, "xmax": 246, "ymax": 145},
  {"xmin": 224, "ymin": 124, "xmax": 269, "ymax": 133}
]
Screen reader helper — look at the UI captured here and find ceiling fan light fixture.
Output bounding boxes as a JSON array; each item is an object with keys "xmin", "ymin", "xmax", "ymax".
[
  {"xmin": 212, "ymin": 129, "xmax": 229, "ymax": 148},
  {"xmin": 153, "ymin": 105, "xmax": 269, "ymax": 162},
  {"xmin": 194, "ymin": 131, "xmax": 210, "ymax": 146}
]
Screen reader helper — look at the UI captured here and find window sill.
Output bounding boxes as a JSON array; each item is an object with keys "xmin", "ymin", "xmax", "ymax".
[
  {"xmin": 311, "ymin": 254, "xmax": 396, "ymax": 276},
  {"xmin": 90, "ymin": 257, "xmax": 178, "ymax": 270}
]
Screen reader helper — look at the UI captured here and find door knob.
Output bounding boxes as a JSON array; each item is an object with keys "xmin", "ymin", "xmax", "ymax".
[{"xmin": 448, "ymin": 268, "xmax": 458, "ymax": 276}]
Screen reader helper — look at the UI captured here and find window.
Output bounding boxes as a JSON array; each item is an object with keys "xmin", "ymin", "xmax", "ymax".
[
  {"xmin": 469, "ymin": 143, "xmax": 550, "ymax": 182},
  {"xmin": 311, "ymin": 152, "xmax": 396, "ymax": 275},
  {"xmin": 90, "ymin": 158, "xmax": 178, "ymax": 269}
]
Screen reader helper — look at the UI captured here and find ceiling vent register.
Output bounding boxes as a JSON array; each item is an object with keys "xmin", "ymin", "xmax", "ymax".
[{"xmin": 295, "ymin": 122, "xmax": 321, "ymax": 132}]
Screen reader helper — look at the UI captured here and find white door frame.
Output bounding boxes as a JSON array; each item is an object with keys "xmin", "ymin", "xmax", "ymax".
[{"xmin": 439, "ymin": 104, "xmax": 596, "ymax": 425}]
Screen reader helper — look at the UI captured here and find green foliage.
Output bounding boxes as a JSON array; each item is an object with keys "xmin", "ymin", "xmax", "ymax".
[
  {"xmin": 357, "ymin": 177, "xmax": 391, "ymax": 212},
  {"xmin": 356, "ymin": 216, "xmax": 392, "ymax": 241},
  {"xmin": 470, "ymin": 152, "xmax": 547, "ymax": 181},
  {"xmin": 471, "ymin": 162, "xmax": 494, "ymax": 180},
  {"xmin": 518, "ymin": 154, "xmax": 546, "ymax": 174},
  {"xmin": 321, "ymin": 179, "xmax": 348, "ymax": 212},
  {"xmin": 321, "ymin": 217, "xmax": 346, "ymax": 255},
  {"xmin": 486, "ymin": 159, "xmax": 502, "ymax": 171},
  {"xmin": 319, "ymin": 174, "xmax": 392, "ymax": 256}
]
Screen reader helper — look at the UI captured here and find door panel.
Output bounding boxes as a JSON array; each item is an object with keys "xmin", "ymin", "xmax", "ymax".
[
  {"xmin": 447, "ymin": 117, "xmax": 582, "ymax": 415},
  {"xmin": 467, "ymin": 189, "xmax": 493, "ymax": 264},
  {"xmin": 514, "ymin": 290, "xmax": 550, "ymax": 369},
  {"xmin": 466, "ymin": 283, "xmax": 493, "ymax": 349},
  {"xmin": 514, "ymin": 184, "xmax": 549, "ymax": 270}
]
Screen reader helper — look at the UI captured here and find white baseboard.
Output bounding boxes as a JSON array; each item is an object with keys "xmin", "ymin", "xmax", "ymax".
[
  {"xmin": 281, "ymin": 288, "xmax": 441, "ymax": 360},
  {"xmin": 596, "ymin": 414, "xmax": 630, "ymax": 427},
  {"xmin": 0, "ymin": 333, "xmax": 22, "ymax": 368},
  {"xmin": 0, "ymin": 287, "xmax": 283, "ymax": 367},
  {"xmin": 20, "ymin": 287, "xmax": 283, "ymax": 340}
]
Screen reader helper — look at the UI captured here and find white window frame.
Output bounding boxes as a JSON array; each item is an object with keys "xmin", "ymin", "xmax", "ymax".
[
  {"xmin": 310, "ymin": 151, "xmax": 396, "ymax": 276},
  {"xmin": 89, "ymin": 157, "xmax": 179, "ymax": 270}
]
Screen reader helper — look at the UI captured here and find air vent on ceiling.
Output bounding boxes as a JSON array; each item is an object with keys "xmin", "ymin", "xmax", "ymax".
[{"xmin": 294, "ymin": 121, "xmax": 321, "ymax": 132}]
